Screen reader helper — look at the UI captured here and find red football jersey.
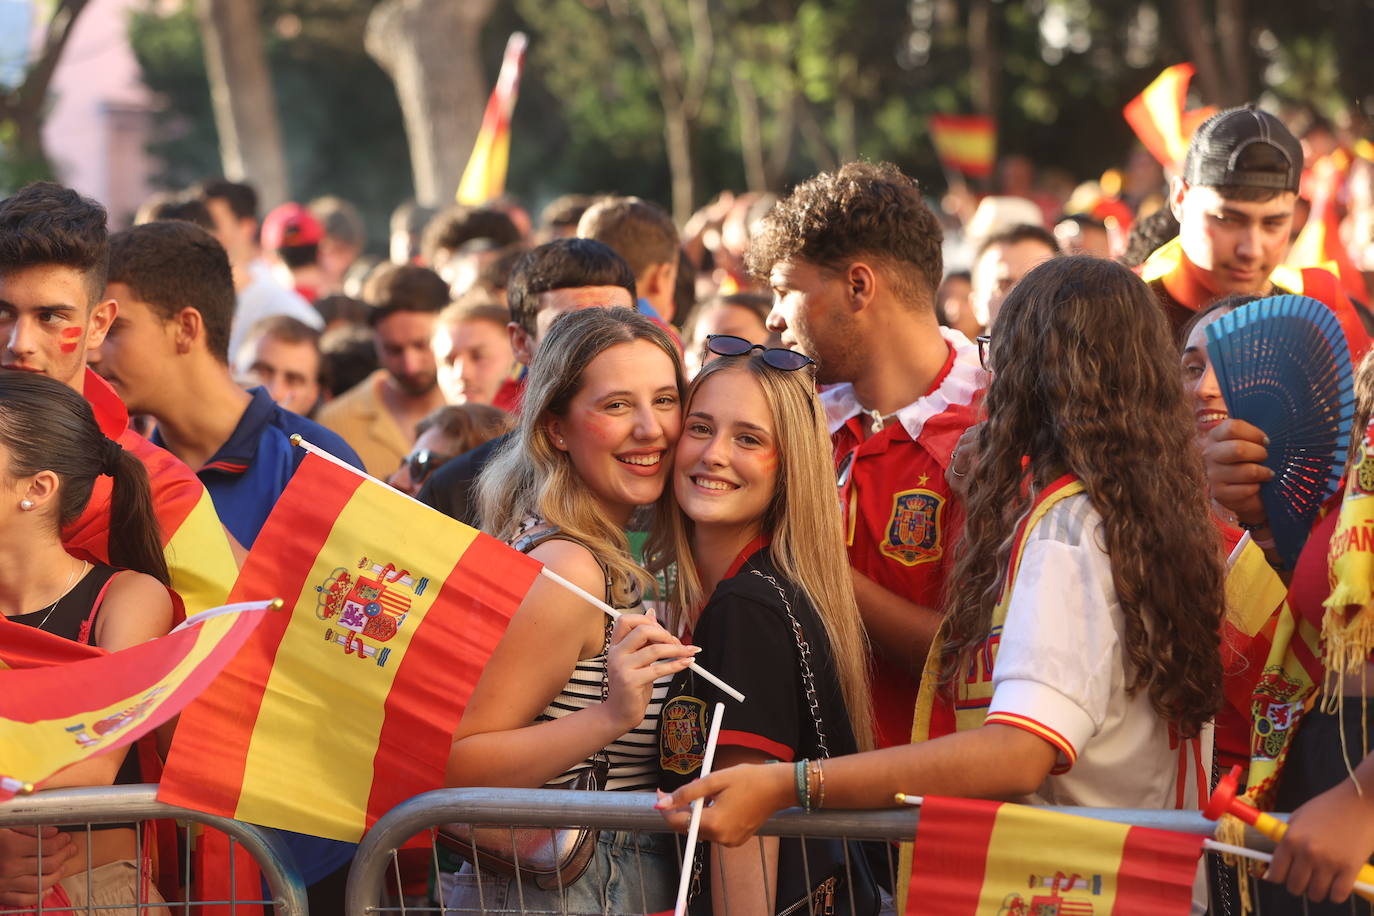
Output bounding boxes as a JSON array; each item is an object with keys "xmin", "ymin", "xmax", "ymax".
[{"xmin": 824, "ymin": 330, "xmax": 987, "ymax": 748}]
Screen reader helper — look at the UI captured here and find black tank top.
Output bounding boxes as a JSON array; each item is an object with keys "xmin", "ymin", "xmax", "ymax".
[{"xmin": 8, "ymin": 562, "xmax": 144, "ymax": 804}]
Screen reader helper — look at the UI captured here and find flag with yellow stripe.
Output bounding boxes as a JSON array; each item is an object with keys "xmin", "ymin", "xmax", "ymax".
[
  {"xmin": 905, "ymin": 796, "xmax": 1205, "ymax": 915},
  {"xmin": 456, "ymin": 32, "xmax": 527, "ymax": 206},
  {"xmin": 157, "ymin": 452, "xmax": 543, "ymax": 842},
  {"xmin": 1122, "ymin": 63, "xmax": 1215, "ymax": 172},
  {"xmin": 930, "ymin": 114, "xmax": 996, "ymax": 178},
  {"xmin": 0, "ymin": 602, "xmax": 272, "ymax": 801}
]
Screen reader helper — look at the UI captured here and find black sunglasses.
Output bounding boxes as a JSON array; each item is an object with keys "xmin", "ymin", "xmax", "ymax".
[
  {"xmin": 976, "ymin": 335, "xmax": 991, "ymax": 370},
  {"xmin": 406, "ymin": 448, "xmax": 453, "ymax": 485},
  {"xmin": 704, "ymin": 335, "xmax": 815, "ymax": 371}
]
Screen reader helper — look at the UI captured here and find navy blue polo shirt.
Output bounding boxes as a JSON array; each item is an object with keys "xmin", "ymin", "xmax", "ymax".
[{"xmin": 153, "ymin": 387, "xmax": 363, "ymax": 548}]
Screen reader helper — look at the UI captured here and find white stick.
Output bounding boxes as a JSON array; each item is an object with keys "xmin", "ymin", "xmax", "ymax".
[
  {"xmin": 674, "ymin": 702, "xmax": 726, "ymax": 916},
  {"xmin": 168, "ymin": 598, "xmax": 283, "ymax": 634},
  {"xmin": 292, "ymin": 435, "xmax": 745, "ymax": 702},
  {"xmin": 539, "ymin": 568, "xmax": 744, "ymax": 702},
  {"xmin": 895, "ymin": 795, "xmax": 1374, "ymax": 899}
]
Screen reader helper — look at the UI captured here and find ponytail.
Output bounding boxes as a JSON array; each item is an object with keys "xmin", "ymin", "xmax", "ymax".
[{"xmin": 106, "ymin": 447, "xmax": 170, "ymax": 585}]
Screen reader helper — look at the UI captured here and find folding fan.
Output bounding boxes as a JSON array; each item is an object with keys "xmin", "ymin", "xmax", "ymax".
[{"xmin": 1205, "ymin": 295, "xmax": 1356, "ymax": 567}]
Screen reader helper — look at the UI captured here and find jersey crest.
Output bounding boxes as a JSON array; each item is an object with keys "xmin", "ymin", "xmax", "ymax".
[
  {"xmin": 659, "ymin": 694, "xmax": 707, "ymax": 776},
  {"xmin": 879, "ymin": 487, "xmax": 945, "ymax": 566}
]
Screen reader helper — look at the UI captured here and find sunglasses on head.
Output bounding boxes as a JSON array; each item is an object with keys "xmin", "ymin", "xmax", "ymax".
[
  {"xmin": 704, "ymin": 335, "xmax": 815, "ymax": 371},
  {"xmin": 406, "ymin": 448, "xmax": 453, "ymax": 485}
]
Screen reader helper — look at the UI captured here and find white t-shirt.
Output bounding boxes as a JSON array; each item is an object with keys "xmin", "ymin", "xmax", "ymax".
[
  {"xmin": 229, "ymin": 259, "xmax": 324, "ymax": 362},
  {"xmin": 985, "ymin": 492, "xmax": 1211, "ymax": 811}
]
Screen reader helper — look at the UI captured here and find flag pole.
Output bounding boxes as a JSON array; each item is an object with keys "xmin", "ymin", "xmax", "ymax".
[
  {"xmin": 895, "ymin": 794, "xmax": 1374, "ymax": 898},
  {"xmin": 289, "ymin": 436, "xmax": 745, "ymax": 702},
  {"xmin": 674, "ymin": 702, "xmax": 726, "ymax": 916}
]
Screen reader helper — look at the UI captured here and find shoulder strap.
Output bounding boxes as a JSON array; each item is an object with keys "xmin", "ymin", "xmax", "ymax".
[{"xmin": 750, "ymin": 569, "xmax": 830, "ymax": 758}]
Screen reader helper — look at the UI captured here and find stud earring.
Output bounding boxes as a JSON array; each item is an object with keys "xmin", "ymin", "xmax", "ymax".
[{"xmin": 19, "ymin": 499, "xmax": 33, "ymax": 511}]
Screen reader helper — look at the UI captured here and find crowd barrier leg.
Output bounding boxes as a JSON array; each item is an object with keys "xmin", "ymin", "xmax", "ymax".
[{"xmin": 0, "ymin": 785, "xmax": 308, "ymax": 916}]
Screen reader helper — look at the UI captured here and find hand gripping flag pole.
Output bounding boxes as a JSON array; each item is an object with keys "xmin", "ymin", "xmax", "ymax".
[{"xmin": 289, "ymin": 436, "xmax": 744, "ymax": 702}]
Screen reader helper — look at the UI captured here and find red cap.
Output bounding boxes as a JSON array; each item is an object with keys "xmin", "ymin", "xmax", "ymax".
[{"xmin": 260, "ymin": 202, "xmax": 324, "ymax": 250}]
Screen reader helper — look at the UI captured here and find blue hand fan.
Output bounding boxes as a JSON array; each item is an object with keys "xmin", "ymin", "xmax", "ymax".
[{"xmin": 1204, "ymin": 295, "xmax": 1356, "ymax": 567}]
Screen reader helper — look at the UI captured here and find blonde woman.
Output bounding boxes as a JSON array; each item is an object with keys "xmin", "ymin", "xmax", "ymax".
[
  {"xmin": 444, "ymin": 307, "xmax": 696, "ymax": 909},
  {"xmin": 650, "ymin": 337, "xmax": 875, "ymax": 915}
]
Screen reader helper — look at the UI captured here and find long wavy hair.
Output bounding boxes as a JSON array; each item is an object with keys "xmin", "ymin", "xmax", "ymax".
[
  {"xmin": 942, "ymin": 255, "xmax": 1225, "ymax": 738},
  {"xmin": 647, "ymin": 355, "xmax": 875, "ymax": 750},
  {"xmin": 477, "ymin": 307, "xmax": 685, "ymax": 596}
]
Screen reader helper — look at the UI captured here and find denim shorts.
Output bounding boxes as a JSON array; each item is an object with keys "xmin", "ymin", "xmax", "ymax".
[{"xmin": 436, "ymin": 829, "xmax": 679, "ymax": 915}]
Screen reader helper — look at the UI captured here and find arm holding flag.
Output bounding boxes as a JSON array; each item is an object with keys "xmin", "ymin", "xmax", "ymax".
[
  {"xmin": 447, "ymin": 538, "xmax": 698, "ymax": 789},
  {"xmin": 659, "ymin": 723, "xmax": 1057, "ymax": 847},
  {"xmin": 1268, "ymin": 750, "xmax": 1374, "ymax": 904}
]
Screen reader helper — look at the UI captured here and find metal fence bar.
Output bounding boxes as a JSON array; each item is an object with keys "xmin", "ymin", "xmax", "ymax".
[
  {"xmin": 0, "ymin": 784, "xmax": 309, "ymax": 916},
  {"xmin": 346, "ymin": 787, "xmax": 1289, "ymax": 916}
]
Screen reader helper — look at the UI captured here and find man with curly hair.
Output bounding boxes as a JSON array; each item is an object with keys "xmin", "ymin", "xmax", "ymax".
[{"xmin": 750, "ymin": 161, "xmax": 989, "ymax": 749}]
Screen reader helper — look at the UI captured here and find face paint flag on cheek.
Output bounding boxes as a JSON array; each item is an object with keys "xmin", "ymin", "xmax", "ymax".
[{"xmin": 59, "ymin": 327, "xmax": 83, "ymax": 354}]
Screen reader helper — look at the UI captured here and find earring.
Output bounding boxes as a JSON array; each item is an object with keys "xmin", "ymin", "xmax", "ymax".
[
  {"xmin": 19, "ymin": 499, "xmax": 33, "ymax": 511},
  {"xmin": 558, "ymin": 438, "xmax": 566, "ymax": 447}
]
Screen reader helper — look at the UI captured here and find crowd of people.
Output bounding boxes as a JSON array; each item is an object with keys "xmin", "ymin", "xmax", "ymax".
[{"xmin": 2, "ymin": 100, "xmax": 1374, "ymax": 915}]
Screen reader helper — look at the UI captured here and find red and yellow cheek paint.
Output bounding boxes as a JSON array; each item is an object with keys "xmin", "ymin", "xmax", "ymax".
[{"xmin": 59, "ymin": 327, "xmax": 83, "ymax": 354}]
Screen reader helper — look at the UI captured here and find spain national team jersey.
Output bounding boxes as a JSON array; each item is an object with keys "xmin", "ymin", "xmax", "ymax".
[{"xmin": 823, "ymin": 328, "xmax": 987, "ymax": 748}]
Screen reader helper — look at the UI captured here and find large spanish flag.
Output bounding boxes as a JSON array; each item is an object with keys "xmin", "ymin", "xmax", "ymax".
[
  {"xmin": 930, "ymin": 114, "xmax": 996, "ymax": 179},
  {"xmin": 906, "ymin": 796, "xmax": 1205, "ymax": 915},
  {"xmin": 456, "ymin": 32, "xmax": 527, "ymax": 205},
  {"xmin": 158, "ymin": 451, "xmax": 543, "ymax": 842},
  {"xmin": 1123, "ymin": 63, "xmax": 1216, "ymax": 172},
  {"xmin": 0, "ymin": 602, "xmax": 272, "ymax": 801}
]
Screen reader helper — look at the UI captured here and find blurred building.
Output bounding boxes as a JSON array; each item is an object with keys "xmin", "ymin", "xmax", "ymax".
[{"xmin": 19, "ymin": 0, "xmax": 161, "ymax": 227}]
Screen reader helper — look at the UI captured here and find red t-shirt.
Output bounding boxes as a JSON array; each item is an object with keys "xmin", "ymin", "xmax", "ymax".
[{"xmin": 824, "ymin": 330, "xmax": 988, "ymax": 748}]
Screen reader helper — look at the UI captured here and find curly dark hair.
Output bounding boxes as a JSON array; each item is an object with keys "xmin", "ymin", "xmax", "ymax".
[
  {"xmin": 745, "ymin": 161, "xmax": 943, "ymax": 306},
  {"xmin": 942, "ymin": 255, "xmax": 1225, "ymax": 738},
  {"xmin": 0, "ymin": 181, "xmax": 109, "ymax": 304},
  {"xmin": 421, "ymin": 205, "xmax": 522, "ymax": 265}
]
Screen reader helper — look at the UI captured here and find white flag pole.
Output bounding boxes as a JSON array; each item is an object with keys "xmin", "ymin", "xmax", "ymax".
[{"xmin": 674, "ymin": 701, "xmax": 726, "ymax": 916}]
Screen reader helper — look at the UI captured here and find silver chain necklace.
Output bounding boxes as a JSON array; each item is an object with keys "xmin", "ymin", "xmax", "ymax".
[{"xmin": 31, "ymin": 560, "xmax": 88, "ymax": 632}]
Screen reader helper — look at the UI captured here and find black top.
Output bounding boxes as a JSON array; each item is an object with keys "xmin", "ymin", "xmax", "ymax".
[
  {"xmin": 658, "ymin": 546, "xmax": 858, "ymax": 790},
  {"xmin": 8, "ymin": 563, "xmax": 122, "ymax": 643},
  {"xmin": 416, "ymin": 432, "xmax": 510, "ymax": 527},
  {"xmin": 8, "ymin": 562, "xmax": 142, "ymax": 810}
]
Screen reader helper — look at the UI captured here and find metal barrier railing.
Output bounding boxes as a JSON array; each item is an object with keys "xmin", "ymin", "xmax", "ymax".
[
  {"xmin": 0, "ymin": 784, "xmax": 308, "ymax": 915},
  {"xmin": 344, "ymin": 787, "xmax": 1285, "ymax": 916}
]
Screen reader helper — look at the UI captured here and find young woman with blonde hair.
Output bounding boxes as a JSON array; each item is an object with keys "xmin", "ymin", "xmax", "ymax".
[
  {"xmin": 658, "ymin": 257, "xmax": 1227, "ymax": 864},
  {"xmin": 444, "ymin": 306, "xmax": 696, "ymax": 910},
  {"xmin": 650, "ymin": 338, "xmax": 874, "ymax": 914}
]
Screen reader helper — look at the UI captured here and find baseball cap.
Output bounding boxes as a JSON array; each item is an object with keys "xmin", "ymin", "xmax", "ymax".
[
  {"xmin": 1183, "ymin": 105, "xmax": 1303, "ymax": 193},
  {"xmin": 260, "ymin": 202, "xmax": 324, "ymax": 250}
]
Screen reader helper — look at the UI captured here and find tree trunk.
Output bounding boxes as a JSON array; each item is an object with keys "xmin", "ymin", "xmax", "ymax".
[
  {"xmin": 365, "ymin": 0, "xmax": 496, "ymax": 207},
  {"xmin": 0, "ymin": 0, "xmax": 93, "ymax": 184},
  {"xmin": 662, "ymin": 103, "xmax": 696, "ymax": 225},
  {"xmin": 1173, "ymin": 0, "xmax": 1225, "ymax": 107},
  {"xmin": 732, "ymin": 74, "xmax": 768, "ymax": 192},
  {"xmin": 195, "ymin": 0, "xmax": 290, "ymax": 208},
  {"xmin": 967, "ymin": 0, "xmax": 1000, "ymax": 118},
  {"xmin": 1215, "ymin": 0, "xmax": 1251, "ymax": 105}
]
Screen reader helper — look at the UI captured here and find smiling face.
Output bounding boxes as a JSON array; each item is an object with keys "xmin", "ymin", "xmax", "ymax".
[
  {"xmin": 1173, "ymin": 182, "xmax": 1296, "ymax": 296},
  {"xmin": 547, "ymin": 339, "xmax": 683, "ymax": 524},
  {"xmin": 0, "ymin": 264, "xmax": 113, "ymax": 391},
  {"xmin": 1180, "ymin": 308, "xmax": 1233, "ymax": 445},
  {"xmin": 674, "ymin": 367, "xmax": 779, "ymax": 540}
]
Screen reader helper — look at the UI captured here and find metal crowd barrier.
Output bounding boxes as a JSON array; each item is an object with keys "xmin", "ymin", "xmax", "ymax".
[
  {"xmin": 344, "ymin": 788, "xmax": 1289, "ymax": 916},
  {"xmin": 0, "ymin": 784, "xmax": 308, "ymax": 915}
]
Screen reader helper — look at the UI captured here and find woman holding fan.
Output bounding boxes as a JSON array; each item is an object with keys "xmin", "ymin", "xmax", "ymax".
[{"xmin": 658, "ymin": 256, "xmax": 1226, "ymax": 853}]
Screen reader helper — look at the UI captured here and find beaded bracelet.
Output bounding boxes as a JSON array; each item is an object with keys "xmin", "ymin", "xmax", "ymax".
[{"xmin": 795, "ymin": 759, "xmax": 811, "ymax": 810}]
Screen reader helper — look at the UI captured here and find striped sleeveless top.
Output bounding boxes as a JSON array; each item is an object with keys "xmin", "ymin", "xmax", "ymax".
[{"xmin": 514, "ymin": 520, "xmax": 669, "ymax": 792}]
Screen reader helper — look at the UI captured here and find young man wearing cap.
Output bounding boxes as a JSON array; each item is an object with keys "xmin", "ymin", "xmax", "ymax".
[
  {"xmin": 1139, "ymin": 105, "xmax": 1370, "ymax": 356},
  {"xmin": 754, "ymin": 161, "xmax": 988, "ymax": 750},
  {"xmin": 261, "ymin": 201, "xmax": 329, "ymax": 305}
]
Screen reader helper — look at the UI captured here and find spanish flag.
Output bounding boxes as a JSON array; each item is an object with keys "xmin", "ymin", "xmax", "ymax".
[
  {"xmin": 905, "ymin": 796, "xmax": 1205, "ymax": 915},
  {"xmin": 456, "ymin": 32, "xmax": 527, "ymax": 206},
  {"xmin": 1287, "ymin": 152, "xmax": 1369, "ymax": 303},
  {"xmin": 930, "ymin": 114, "xmax": 997, "ymax": 179},
  {"xmin": 1123, "ymin": 63, "xmax": 1216, "ymax": 173},
  {"xmin": 66, "ymin": 371, "xmax": 239, "ymax": 621},
  {"xmin": 0, "ymin": 602, "xmax": 273, "ymax": 801},
  {"xmin": 158, "ymin": 451, "xmax": 543, "ymax": 842}
]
